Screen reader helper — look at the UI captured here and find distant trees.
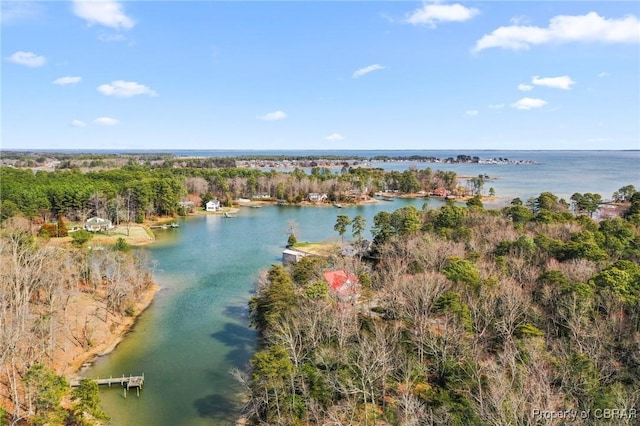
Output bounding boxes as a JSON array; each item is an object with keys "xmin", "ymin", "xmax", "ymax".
[
  {"xmin": 468, "ymin": 176, "xmax": 484, "ymax": 196},
  {"xmin": 571, "ymin": 192, "xmax": 602, "ymax": 217},
  {"xmin": 612, "ymin": 184, "xmax": 636, "ymax": 202},
  {"xmin": 0, "ymin": 162, "xmax": 463, "ymax": 225},
  {"xmin": 0, "ymin": 166, "xmax": 186, "ymax": 223}
]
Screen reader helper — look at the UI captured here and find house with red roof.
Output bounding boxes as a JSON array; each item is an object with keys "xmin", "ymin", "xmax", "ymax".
[
  {"xmin": 431, "ymin": 187, "xmax": 449, "ymax": 197},
  {"xmin": 323, "ymin": 270, "xmax": 360, "ymax": 302}
]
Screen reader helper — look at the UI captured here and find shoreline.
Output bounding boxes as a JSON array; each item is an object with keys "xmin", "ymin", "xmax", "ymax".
[{"xmin": 65, "ymin": 283, "xmax": 160, "ymax": 381}]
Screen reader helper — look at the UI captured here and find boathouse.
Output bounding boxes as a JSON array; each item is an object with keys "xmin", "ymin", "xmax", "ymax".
[{"xmin": 282, "ymin": 249, "xmax": 307, "ymax": 265}]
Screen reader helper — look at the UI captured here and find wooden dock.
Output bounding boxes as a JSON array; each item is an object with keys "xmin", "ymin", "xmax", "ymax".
[{"xmin": 70, "ymin": 374, "xmax": 145, "ymax": 397}]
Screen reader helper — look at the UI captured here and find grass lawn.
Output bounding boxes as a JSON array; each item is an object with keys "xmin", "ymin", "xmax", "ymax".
[{"xmin": 292, "ymin": 241, "xmax": 340, "ymax": 256}]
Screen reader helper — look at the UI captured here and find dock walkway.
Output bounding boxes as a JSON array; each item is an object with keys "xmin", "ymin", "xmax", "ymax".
[{"xmin": 70, "ymin": 374, "xmax": 145, "ymax": 397}]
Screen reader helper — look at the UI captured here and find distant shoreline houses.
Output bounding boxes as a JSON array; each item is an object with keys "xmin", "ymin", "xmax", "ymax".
[
  {"xmin": 307, "ymin": 193, "xmax": 328, "ymax": 202},
  {"xmin": 231, "ymin": 155, "xmax": 539, "ymax": 170}
]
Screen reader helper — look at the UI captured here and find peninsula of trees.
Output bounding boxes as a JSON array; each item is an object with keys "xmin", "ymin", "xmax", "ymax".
[{"xmin": 244, "ymin": 189, "xmax": 640, "ymax": 425}]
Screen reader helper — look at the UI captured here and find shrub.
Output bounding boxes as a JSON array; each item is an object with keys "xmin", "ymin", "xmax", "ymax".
[
  {"xmin": 70, "ymin": 229, "xmax": 93, "ymax": 246},
  {"xmin": 113, "ymin": 237, "xmax": 131, "ymax": 252}
]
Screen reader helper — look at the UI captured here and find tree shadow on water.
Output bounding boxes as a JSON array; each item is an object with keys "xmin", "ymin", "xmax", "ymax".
[
  {"xmin": 193, "ymin": 392, "xmax": 243, "ymax": 424},
  {"xmin": 224, "ymin": 304, "xmax": 250, "ymax": 321},
  {"xmin": 210, "ymin": 322, "xmax": 256, "ymax": 365}
]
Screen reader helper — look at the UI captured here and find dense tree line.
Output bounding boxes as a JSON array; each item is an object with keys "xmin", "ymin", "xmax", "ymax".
[
  {"xmin": 0, "ymin": 218, "xmax": 154, "ymax": 425},
  {"xmin": 244, "ymin": 187, "xmax": 639, "ymax": 425},
  {"xmin": 1, "ymin": 164, "xmax": 462, "ymax": 226},
  {"xmin": 0, "ymin": 166, "xmax": 185, "ymax": 224}
]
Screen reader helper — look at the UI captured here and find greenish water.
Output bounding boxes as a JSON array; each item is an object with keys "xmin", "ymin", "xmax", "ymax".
[{"xmin": 84, "ymin": 197, "xmax": 434, "ymax": 425}]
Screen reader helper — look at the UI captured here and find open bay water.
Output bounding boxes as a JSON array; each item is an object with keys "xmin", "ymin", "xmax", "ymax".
[{"xmin": 82, "ymin": 150, "xmax": 638, "ymax": 424}]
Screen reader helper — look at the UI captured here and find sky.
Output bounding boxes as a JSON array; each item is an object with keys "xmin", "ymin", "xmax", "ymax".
[{"xmin": 1, "ymin": 0, "xmax": 639, "ymax": 151}]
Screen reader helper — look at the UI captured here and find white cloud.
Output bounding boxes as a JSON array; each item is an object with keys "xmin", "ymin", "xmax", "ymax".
[
  {"xmin": 97, "ymin": 80, "xmax": 158, "ymax": 97},
  {"xmin": 258, "ymin": 111, "xmax": 287, "ymax": 121},
  {"xmin": 518, "ymin": 84, "xmax": 533, "ymax": 91},
  {"xmin": 488, "ymin": 103, "xmax": 505, "ymax": 109},
  {"xmin": 474, "ymin": 12, "xmax": 640, "ymax": 51},
  {"xmin": 325, "ymin": 133, "xmax": 345, "ymax": 141},
  {"xmin": 53, "ymin": 76, "xmax": 82, "ymax": 85},
  {"xmin": 511, "ymin": 97, "xmax": 547, "ymax": 110},
  {"xmin": 93, "ymin": 117, "xmax": 119, "ymax": 126},
  {"xmin": 72, "ymin": 0, "xmax": 135, "ymax": 30},
  {"xmin": 465, "ymin": 110, "xmax": 479, "ymax": 117},
  {"xmin": 352, "ymin": 64, "xmax": 386, "ymax": 79},
  {"xmin": 6, "ymin": 51, "xmax": 46, "ymax": 67},
  {"xmin": 532, "ymin": 75, "xmax": 575, "ymax": 90},
  {"xmin": 71, "ymin": 119, "xmax": 86, "ymax": 127},
  {"xmin": 407, "ymin": 2, "xmax": 479, "ymax": 27},
  {"xmin": 597, "ymin": 71, "xmax": 610, "ymax": 78}
]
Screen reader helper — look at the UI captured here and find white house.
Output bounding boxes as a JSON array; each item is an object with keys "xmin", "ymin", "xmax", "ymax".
[
  {"xmin": 308, "ymin": 193, "xmax": 328, "ymax": 202},
  {"xmin": 205, "ymin": 199, "xmax": 221, "ymax": 212},
  {"xmin": 85, "ymin": 217, "xmax": 113, "ymax": 232}
]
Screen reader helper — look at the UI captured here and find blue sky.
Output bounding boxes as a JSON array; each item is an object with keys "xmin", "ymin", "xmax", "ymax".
[{"xmin": 2, "ymin": 1, "xmax": 639, "ymax": 150}]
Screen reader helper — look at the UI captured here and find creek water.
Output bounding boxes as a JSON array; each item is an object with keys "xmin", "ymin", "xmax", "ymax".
[{"xmin": 84, "ymin": 197, "xmax": 436, "ymax": 425}]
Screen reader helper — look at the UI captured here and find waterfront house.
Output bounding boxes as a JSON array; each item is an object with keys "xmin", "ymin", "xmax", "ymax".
[
  {"xmin": 323, "ymin": 270, "xmax": 360, "ymax": 302},
  {"xmin": 252, "ymin": 193, "xmax": 271, "ymax": 199},
  {"xmin": 431, "ymin": 187, "xmax": 449, "ymax": 197},
  {"xmin": 85, "ymin": 217, "xmax": 113, "ymax": 232},
  {"xmin": 205, "ymin": 199, "xmax": 221, "ymax": 212},
  {"xmin": 307, "ymin": 193, "xmax": 328, "ymax": 202}
]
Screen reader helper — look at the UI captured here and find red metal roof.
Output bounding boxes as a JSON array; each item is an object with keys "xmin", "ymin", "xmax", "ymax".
[{"xmin": 323, "ymin": 270, "xmax": 360, "ymax": 296}]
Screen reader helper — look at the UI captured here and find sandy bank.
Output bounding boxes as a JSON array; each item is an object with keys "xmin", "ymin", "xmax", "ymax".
[{"xmin": 64, "ymin": 283, "xmax": 160, "ymax": 381}]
